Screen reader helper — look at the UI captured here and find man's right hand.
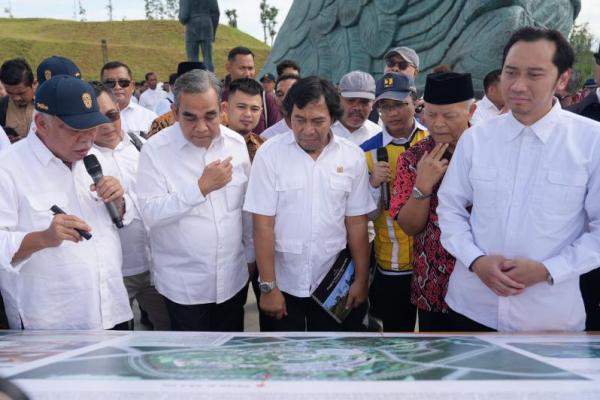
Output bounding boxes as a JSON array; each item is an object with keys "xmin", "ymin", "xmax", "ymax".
[
  {"xmin": 414, "ymin": 143, "xmax": 449, "ymax": 194},
  {"xmin": 471, "ymin": 255, "xmax": 525, "ymax": 297},
  {"xmin": 259, "ymin": 288, "xmax": 287, "ymax": 320},
  {"xmin": 369, "ymin": 161, "xmax": 392, "ymax": 188},
  {"xmin": 42, "ymin": 214, "xmax": 92, "ymax": 247},
  {"xmin": 199, "ymin": 156, "xmax": 233, "ymax": 196}
]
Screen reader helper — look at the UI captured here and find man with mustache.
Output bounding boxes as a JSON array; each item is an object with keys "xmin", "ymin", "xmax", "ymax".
[
  {"xmin": 360, "ymin": 73, "xmax": 428, "ymax": 331},
  {"xmin": 331, "ymin": 71, "xmax": 380, "ymax": 146}
]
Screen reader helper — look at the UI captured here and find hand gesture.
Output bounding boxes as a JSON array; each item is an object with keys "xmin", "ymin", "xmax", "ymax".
[
  {"xmin": 471, "ymin": 255, "xmax": 525, "ymax": 297},
  {"xmin": 501, "ymin": 259, "xmax": 549, "ymax": 288},
  {"xmin": 346, "ymin": 279, "xmax": 368, "ymax": 309},
  {"xmin": 369, "ymin": 161, "xmax": 391, "ymax": 188},
  {"xmin": 199, "ymin": 156, "xmax": 233, "ymax": 196},
  {"xmin": 259, "ymin": 288, "xmax": 287, "ymax": 320},
  {"xmin": 91, "ymin": 176, "xmax": 125, "ymax": 204},
  {"xmin": 42, "ymin": 214, "xmax": 92, "ymax": 247},
  {"xmin": 415, "ymin": 143, "xmax": 449, "ymax": 194}
]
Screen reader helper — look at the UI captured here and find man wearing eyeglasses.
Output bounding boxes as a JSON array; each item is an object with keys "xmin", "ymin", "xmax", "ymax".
[
  {"xmin": 359, "ymin": 73, "xmax": 427, "ymax": 332},
  {"xmin": 383, "ymin": 47, "xmax": 420, "ymax": 79},
  {"xmin": 100, "ymin": 61, "xmax": 157, "ymax": 138},
  {"xmin": 88, "ymin": 82, "xmax": 171, "ymax": 331},
  {"xmin": 567, "ymin": 44, "xmax": 600, "ymax": 332}
]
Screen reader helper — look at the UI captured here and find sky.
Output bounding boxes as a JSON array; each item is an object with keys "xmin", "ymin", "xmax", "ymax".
[{"xmin": 2, "ymin": 0, "xmax": 598, "ymax": 45}]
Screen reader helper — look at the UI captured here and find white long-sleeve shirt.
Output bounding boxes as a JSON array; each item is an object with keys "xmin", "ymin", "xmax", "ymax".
[
  {"xmin": 437, "ymin": 101, "xmax": 600, "ymax": 332},
  {"xmin": 120, "ymin": 100, "xmax": 157, "ymax": 137},
  {"xmin": 331, "ymin": 119, "xmax": 380, "ymax": 147},
  {"xmin": 139, "ymin": 87, "xmax": 167, "ymax": 112},
  {"xmin": 0, "ymin": 133, "xmax": 132, "ymax": 330},
  {"xmin": 471, "ymin": 95, "xmax": 502, "ymax": 125},
  {"xmin": 90, "ymin": 134, "xmax": 151, "ymax": 278},
  {"xmin": 0, "ymin": 126, "xmax": 9, "ymax": 154},
  {"xmin": 243, "ymin": 132, "xmax": 376, "ymax": 298},
  {"xmin": 136, "ymin": 123, "xmax": 253, "ymax": 305}
]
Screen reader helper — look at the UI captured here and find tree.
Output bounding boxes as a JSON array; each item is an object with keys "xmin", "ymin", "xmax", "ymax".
[
  {"xmin": 4, "ymin": 0, "xmax": 13, "ymax": 18},
  {"xmin": 78, "ymin": 0, "xmax": 86, "ymax": 22},
  {"xmin": 144, "ymin": 0, "xmax": 178, "ymax": 20},
  {"xmin": 225, "ymin": 9, "xmax": 238, "ymax": 29},
  {"xmin": 260, "ymin": 0, "xmax": 279, "ymax": 46},
  {"xmin": 569, "ymin": 23, "xmax": 596, "ymax": 84}
]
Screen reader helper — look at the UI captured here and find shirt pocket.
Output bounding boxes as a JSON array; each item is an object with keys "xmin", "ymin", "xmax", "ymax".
[
  {"xmin": 326, "ymin": 174, "xmax": 353, "ymax": 215},
  {"xmin": 225, "ymin": 172, "xmax": 248, "ymax": 212},
  {"xmin": 541, "ymin": 169, "xmax": 587, "ymax": 215},
  {"xmin": 25, "ymin": 192, "xmax": 69, "ymax": 231},
  {"xmin": 275, "ymin": 238, "xmax": 303, "ymax": 254},
  {"xmin": 469, "ymin": 167, "xmax": 498, "ymax": 212},
  {"xmin": 275, "ymin": 174, "xmax": 304, "ymax": 212}
]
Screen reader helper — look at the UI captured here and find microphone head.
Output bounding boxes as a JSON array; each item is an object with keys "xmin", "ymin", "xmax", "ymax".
[
  {"xmin": 83, "ymin": 154, "xmax": 103, "ymax": 178},
  {"xmin": 376, "ymin": 147, "xmax": 389, "ymax": 162}
]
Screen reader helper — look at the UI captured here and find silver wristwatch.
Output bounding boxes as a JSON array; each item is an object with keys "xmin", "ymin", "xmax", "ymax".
[
  {"xmin": 258, "ymin": 280, "xmax": 277, "ymax": 294},
  {"xmin": 411, "ymin": 186, "xmax": 431, "ymax": 200}
]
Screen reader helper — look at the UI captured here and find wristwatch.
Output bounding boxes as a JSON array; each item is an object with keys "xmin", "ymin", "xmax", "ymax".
[
  {"xmin": 259, "ymin": 280, "xmax": 277, "ymax": 294},
  {"xmin": 411, "ymin": 186, "xmax": 431, "ymax": 200}
]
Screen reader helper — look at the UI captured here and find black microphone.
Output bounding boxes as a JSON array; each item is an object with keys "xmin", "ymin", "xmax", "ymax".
[
  {"xmin": 83, "ymin": 154, "xmax": 124, "ymax": 229},
  {"xmin": 376, "ymin": 147, "xmax": 390, "ymax": 210}
]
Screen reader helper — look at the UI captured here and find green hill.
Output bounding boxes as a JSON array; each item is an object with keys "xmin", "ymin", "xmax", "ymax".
[{"xmin": 0, "ymin": 18, "xmax": 270, "ymax": 82}]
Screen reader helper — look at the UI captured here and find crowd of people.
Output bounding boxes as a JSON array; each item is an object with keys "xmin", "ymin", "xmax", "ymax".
[{"xmin": 0, "ymin": 26, "xmax": 599, "ymax": 334}]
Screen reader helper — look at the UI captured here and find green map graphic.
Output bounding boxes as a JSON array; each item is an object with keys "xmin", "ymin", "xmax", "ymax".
[{"xmin": 13, "ymin": 336, "xmax": 583, "ymax": 381}]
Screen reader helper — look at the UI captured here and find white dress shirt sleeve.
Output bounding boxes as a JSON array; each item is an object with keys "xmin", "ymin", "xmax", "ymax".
[
  {"xmin": 136, "ymin": 145, "xmax": 207, "ymax": 229},
  {"xmin": 240, "ymin": 149, "xmax": 255, "ymax": 263},
  {"xmin": 0, "ymin": 127, "xmax": 9, "ymax": 154},
  {"xmin": 0, "ymin": 169, "xmax": 31, "ymax": 272},
  {"xmin": 346, "ymin": 154, "xmax": 377, "ymax": 216},
  {"xmin": 542, "ymin": 154, "xmax": 600, "ymax": 284},
  {"xmin": 437, "ymin": 133, "xmax": 485, "ymax": 269},
  {"xmin": 243, "ymin": 148, "xmax": 277, "ymax": 216}
]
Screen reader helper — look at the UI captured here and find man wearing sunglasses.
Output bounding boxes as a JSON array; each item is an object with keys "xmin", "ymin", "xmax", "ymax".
[
  {"xmin": 383, "ymin": 47, "xmax": 420, "ymax": 79},
  {"xmin": 360, "ymin": 73, "xmax": 427, "ymax": 332},
  {"xmin": 101, "ymin": 61, "xmax": 157, "ymax": 138},
  {"xmin": 567, "ymin": 44, "xmax": 600, "ymax": 332}
]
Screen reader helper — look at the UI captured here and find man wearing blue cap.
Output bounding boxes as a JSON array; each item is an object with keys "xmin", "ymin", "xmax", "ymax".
[
  {"xmin": 360, "ymin": 72, "xmax": 428, "ymax": 332},
  {"xmin": 0, "ymin": 75, "xmax": 132, "ymax": 330}
]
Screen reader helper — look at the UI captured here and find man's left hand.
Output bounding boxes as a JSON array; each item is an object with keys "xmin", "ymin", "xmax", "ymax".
[
  {"xmin": 346, "ymin": 279, "xmax": 368, "ymax": 309},
  {"xmin": 501, "ymin": 258, "xmax": 549, "ymax": 288},
  {"xmin": 90, "ymin": 176, "xmax": 125, "ymax": 211}
]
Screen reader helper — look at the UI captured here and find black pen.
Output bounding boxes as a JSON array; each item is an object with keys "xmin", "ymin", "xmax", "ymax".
[{"xmin": 50, "ymin": 205, "xmax": 92, "ymax": 240}]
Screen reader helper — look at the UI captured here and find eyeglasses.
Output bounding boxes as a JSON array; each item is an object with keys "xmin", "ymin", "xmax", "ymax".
[
  {"xmin": 378, "ymin": 102, "xmax": 410, "ymax": 114},
  {"xmin": 385, "ymin": 59, "xmax": 413, "ymax": 70},
  {"xmin": 594, "ymin": 53, "xmax": 600, "ymax": 66},
  {"xmin": 102, "ymin": 79, "xmax": 132, "ymax": 89},
  {"xmin": 105, "ymin": 109, "xmax": 120, "ymax": 122}
]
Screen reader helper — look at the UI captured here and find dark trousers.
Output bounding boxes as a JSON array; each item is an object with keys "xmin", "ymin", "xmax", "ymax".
[
  {"xmin": 185, "ymin": 36, "xmax": 214, "ymax": 72},
  {"xmin": 164, "ymin": 287, "xmax": 245, "ymax": 331},
  {"xmin": 581, "ymin": 267, "xmax": 600, "ymax": 331},
  {"xmin": 242, "ymin": 269, "xmax": 268, "ymax": 331},
  {"xmin": 262, "ymin": 291, "xmax": 367, "ymax": 332},
  {"xmin": 419, "ymin": 308, "xmax": 496, "ymax": 332},
  {"xmin": 369, "ymin": 268, "xmax": 417, "ymax": 332}
]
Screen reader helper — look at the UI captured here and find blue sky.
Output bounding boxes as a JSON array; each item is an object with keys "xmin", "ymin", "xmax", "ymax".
[{"xmin": 3, "ymin": 0, "xmax": 598, "ymax": 45}]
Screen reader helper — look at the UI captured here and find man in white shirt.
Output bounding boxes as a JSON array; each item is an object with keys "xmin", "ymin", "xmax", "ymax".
[
  {"xmin": 244, "ymin": 76, "xmax": 376, "ymax": 331},
  {"xmin": 0, "ymin": 75, "xmax": 132, "ymax": 330},
  {"xmin": 101, "ymin": 61, "xmax": 156, "ymax": 137},
  {"xmin": 260, "ymin": 73, "xmax": 298, "ymax": 140},
  {"xmin": 331, "ymin": 71, "xmax": 380, "ymax": 146},
  {"xmin": 0, "ymin": 126, "xmax": 9, "ymax": 153},
  {"xmin": 89, "ymin": 82, "xmax": 170, "ymax": 330},
  {"xmin": 139, "ymin": 72, "xmax": 167, "ymax": 112},
  {"xmin": 137, "ymin": 69, "xmax": 254, "ymax": 331},
  {"xmin": 471, "ymin": 69, "xmax": 504, "ymax": 125},
  {"xmin": 437, "ymin": 27, "xmax": 600, "ymax": 332},
  {"xmin": 154, "ymin": 73, "xmax": 178, "ymax": 116}
]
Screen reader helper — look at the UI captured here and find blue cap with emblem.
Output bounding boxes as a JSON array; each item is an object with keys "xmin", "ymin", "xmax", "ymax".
[
  {"xmin": 36, "ymin": 55, "xmax": 81, "ymax": 84},
  {"xmin": 375, "ymin": 72, "xmax": 416, "ymax": 103},
  {"xmin": 35, "ymin": 75, "xmax": 110, "ymax": 130}
]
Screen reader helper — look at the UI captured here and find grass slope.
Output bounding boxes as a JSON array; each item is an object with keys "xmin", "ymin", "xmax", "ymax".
[{"xmin": 0, "ymin": 18, "xmax": 270, "ymax": 82}]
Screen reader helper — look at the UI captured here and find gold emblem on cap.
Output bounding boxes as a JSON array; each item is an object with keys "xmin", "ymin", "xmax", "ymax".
[
  {"xmin": 82, "ymin": 93, "xmax": 93, "ymax": 109},
  {"xmin": 44, "ymin": 69, "xmax": 52, "ymax": 81},
  {"xmin": 36, "ymin": 102, "xmax": 48, "ymax": 111},
  {"xmin": 384, "ymin": 78, "xmax": 394, "ymax": 87},
  {"xmin": 336, "ymin": 165, "xmax": 343, "ymax": 173}
]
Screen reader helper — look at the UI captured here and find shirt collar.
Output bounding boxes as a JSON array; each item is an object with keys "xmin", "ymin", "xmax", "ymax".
[
  {"xmin": 175, "ymin": 122, "xmax": 224, "ymax": 151},
  {"xmin": 284, "ymin": 129, "xmax": 340, "ymax": 151},
  {"xmin": 28, "ymin": 131, "xmax": 62, "ymax": 167},
  {"xmin": 382, "ymin": 119, "xmax": 418, "ymax": 146},
  {"xmin": 504, "ymin": 100, "xmax": 561, "ymax": 144},
  {"xmin": 481, "ymin": 95, "xmax": 501, "ymax": 113}
]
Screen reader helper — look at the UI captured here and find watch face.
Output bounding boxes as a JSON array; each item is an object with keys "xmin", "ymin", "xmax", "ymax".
[{"xmin": 259, "ymin": 283, "xmax": 272, "ymax": 293}]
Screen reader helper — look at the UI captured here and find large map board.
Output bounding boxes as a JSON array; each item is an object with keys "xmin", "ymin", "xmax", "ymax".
[{"xmin": 0, "ymin": 331, "xmax": 598, "ymax": 399}]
